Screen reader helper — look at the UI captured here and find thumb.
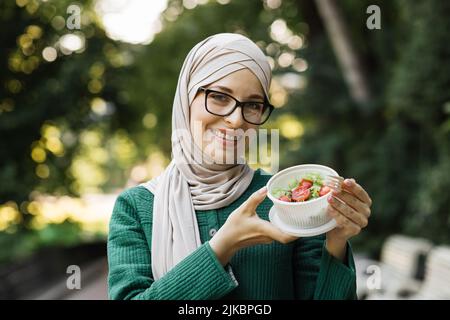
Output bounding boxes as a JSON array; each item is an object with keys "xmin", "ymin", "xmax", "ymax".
[{"xmin": 241, "ymin": 186, "xmax": 268, "ymax": 212}]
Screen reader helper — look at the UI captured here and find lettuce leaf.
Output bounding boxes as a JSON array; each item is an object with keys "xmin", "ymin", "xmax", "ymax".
[{"xmin": 272, "ymin": 187, "xmax": 291, "ymax": 199}]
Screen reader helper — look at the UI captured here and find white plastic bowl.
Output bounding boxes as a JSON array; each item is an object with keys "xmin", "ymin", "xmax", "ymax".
[{"xmin": 266, "ymin": 164, "xmax": 339, "ymax": 229}]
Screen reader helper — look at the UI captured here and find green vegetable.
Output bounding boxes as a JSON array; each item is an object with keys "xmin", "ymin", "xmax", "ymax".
[
  {"xmin": 288, "ymin": 178, "xmax": 300, "ymax": 190},
  {"xmin": 272, "ymin": 172, "xmax": 326, "ymax": 201},
  {"xmin": 309, "ymin": 185, "xmax": 321, "ymax": 199},
  {"xmin": 302, "ymin": 173, "xmax": 324, "ymax": 186},
  {"xmin": 272, "ymin": 187, "xmax": 291, "ymax": 199}
]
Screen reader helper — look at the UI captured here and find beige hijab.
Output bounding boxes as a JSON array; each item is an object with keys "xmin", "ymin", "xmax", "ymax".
[{"xmin": 142, "ymin": 33, "xmax": 272, "ymax": 280}]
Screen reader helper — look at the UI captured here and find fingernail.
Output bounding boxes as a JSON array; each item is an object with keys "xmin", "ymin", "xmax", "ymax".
[
  {"xmin": 327, "ymin": 195, "xmax": 333, "ymax": 202},
  {"xmin": 258, "ymin": 186, "xmax": 267, "ymax": 194},
  {"xmin": 345, "ymin": 179, "xmax": 352, "ymax": 186}
]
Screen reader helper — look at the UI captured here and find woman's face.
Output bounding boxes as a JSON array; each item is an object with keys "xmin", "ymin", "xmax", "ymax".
[{"xmin": 190, "ymin": 68, "xmax": 265, "ymax": 164}]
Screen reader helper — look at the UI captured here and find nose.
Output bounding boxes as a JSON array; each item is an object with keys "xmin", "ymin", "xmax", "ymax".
[{"xmin": 224, "ymin": 106, "xmax": 245, "ymax": 128}]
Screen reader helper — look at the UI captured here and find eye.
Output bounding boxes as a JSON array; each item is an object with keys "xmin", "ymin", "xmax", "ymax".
[
  {"xmin": 210, "ymin": 92, "xmax": 229, "ymax": 102},
  {"xmin": 246, "ymin": 103, "xmax": 264, "ymax": 111}
]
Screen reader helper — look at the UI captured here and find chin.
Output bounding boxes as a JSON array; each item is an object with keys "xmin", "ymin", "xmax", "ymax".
[{"xmin": 213, "ymin": 146, "xmax": 241, "ymax": 165}]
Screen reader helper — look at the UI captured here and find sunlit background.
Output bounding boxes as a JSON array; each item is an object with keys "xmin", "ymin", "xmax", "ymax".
[{"xmin": 0, "ymin": 0, "xmax": 449, "ymax": 299}]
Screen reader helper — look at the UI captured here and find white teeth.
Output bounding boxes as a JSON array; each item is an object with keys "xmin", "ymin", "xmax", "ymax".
[{"xmin": 213, "ymin": 129, "xmax": 240, "ymax": 141}]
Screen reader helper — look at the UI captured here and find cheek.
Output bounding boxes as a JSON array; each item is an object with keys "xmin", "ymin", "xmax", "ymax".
[
  {"xmin": 190, "ymin": 101, "xmax": 219, "ymax": 138},
  {"xmin": 241, "ymin": 124, "xmax": 258, "ymax": 136}
]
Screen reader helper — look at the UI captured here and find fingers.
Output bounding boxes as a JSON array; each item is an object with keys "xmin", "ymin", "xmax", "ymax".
[
  {"xmin": 332, "ymin": 190, "xmax": 371, "ymax": 218},
  {"xmin": 328, "ymin": 206, "xmax": 362, "ymax": 236},
  {"xmin": 258, "ymin": 220, "xmax": 298, "ymax": 244},
  {"xmin": 328, "ymin": 195, "xmax": 368, "ymax": 228},
  {"xmin": 240, "ymin": 186, "xmax": 268, "ymax": 212},
  {"xmin": 342, "ymin": 178, "xmax": 372, "ymax": 206}
]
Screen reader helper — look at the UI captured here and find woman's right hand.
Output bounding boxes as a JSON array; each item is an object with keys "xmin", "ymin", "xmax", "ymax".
[{"xmin": 209, "ymin": 186, "xmax": 299, "ymax": 266}]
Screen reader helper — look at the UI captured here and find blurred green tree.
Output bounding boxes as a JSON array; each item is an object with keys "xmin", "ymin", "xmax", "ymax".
[
  {"xmin": 286, "ymin": 0, "xmax": 450, "ymax": 254},
  {"xmin": 0, "ymin": 0, "xmax": 132, "ymax": 259}
]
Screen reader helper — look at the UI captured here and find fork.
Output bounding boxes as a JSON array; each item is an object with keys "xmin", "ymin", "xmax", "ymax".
[{"xmin": 324, "ymin": 174, "xmax": 344, "ymax": 193}]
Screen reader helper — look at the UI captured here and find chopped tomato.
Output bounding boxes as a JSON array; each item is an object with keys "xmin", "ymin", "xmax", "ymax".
[
  {"xmin": 278, "ymin": 195, "xmax": 292, "ymax": 202},
  {"xmin": 319, "ymin": 186, "xmax": 331, "ymax": 197},
  {"xmin": 298, "ymin": 179, "xmax": 313, "ymax": 189},
  {"xmin": 291, "ymin": 186, "xmax": 310, "ymax": 202}
]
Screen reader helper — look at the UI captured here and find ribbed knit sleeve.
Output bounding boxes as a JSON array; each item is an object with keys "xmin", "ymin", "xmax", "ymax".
[
  {"xmin": 107, "ymin": 190, "xmax": 238, "ymax": 300},
  {"xmin": 293, "ymin": 235, "xmax": 357, "ymax": 300}
]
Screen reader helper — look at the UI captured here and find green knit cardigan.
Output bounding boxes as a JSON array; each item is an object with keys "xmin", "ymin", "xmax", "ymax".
[{"xmin": 107, "ymin": 169, "xmax": 357, "ymax": 300}]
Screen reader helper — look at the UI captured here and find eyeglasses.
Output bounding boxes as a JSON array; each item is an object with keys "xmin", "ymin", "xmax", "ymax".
[{"xmin": 197, "ymin": 87, "xmax": 274, "ymax": 125}]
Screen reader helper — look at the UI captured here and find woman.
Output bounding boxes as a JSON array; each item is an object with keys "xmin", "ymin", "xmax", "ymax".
[{"xmin": 107, "ymin": 33, "xmax": 372, "ymax": 300}]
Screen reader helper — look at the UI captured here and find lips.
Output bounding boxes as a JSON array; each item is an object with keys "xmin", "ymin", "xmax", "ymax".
[
  {"xmin": 211, "ymin": 128, "xmax": 242, "ymax": 147},
  {"xmin": 213, "ymin": 128, "xmax": 242, "ymax": 141}
]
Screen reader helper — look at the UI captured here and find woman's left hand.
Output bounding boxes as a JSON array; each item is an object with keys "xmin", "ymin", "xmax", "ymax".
[{"xmin": 325, "ymin": 178, "xmax": 372, "ymax": 260}]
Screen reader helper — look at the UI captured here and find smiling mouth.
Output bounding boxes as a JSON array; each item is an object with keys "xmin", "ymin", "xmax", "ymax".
[{"xmin": 212, "ymin": 128, "xmax": 243, "ymax": 142}]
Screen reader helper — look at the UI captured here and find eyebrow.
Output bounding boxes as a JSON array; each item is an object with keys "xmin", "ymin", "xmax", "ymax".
[{"xmin": 208, "ymin": 85, "xmax": 265, "ymax": 101}]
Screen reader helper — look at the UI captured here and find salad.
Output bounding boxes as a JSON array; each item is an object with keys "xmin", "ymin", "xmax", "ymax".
[{"xmin": 271, "ymin": 173, "xmax": 331, "ymax": 202}]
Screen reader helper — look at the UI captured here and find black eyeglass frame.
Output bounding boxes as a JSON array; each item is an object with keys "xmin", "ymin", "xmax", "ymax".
[{"xmin": 197, "ymin": 87, "xmax": 274, "ymax": 125}]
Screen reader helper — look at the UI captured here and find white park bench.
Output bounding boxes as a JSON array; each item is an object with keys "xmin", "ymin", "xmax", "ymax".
[
  {"xmin": 405, "ymin": 246, "xmax": 450, "ymax": 300},
  {"xmin": 355, "ymin": 235, "xmax": 433, "ymax": 299}
]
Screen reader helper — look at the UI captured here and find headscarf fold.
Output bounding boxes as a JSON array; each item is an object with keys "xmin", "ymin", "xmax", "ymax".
[{"xmin": 141, "ymin": 33, "xmax": 272, "ymax": 280}]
